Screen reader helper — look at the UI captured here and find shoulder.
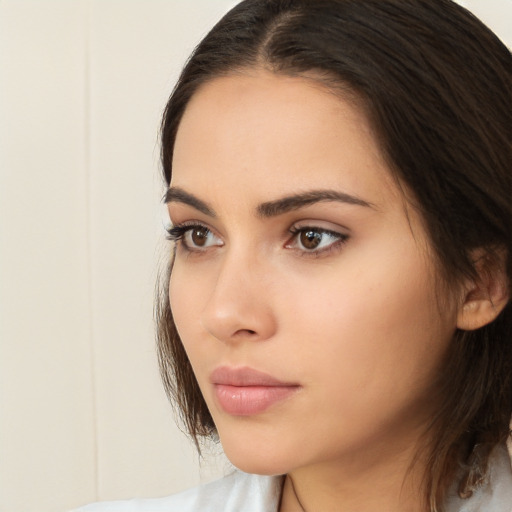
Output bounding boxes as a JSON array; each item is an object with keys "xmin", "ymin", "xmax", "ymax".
[
  {"xmin": 445, "ymin": 442, "xmax": 512, "ymax": 512},
  {"xmin": 72, "ymin": 471, "xmax": 283, "ymax": 512}
]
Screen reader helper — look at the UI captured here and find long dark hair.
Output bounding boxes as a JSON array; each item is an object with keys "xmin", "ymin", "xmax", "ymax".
[{"xmin": 157, "ymin": 1, "xmax": 512, "ymax": 509}]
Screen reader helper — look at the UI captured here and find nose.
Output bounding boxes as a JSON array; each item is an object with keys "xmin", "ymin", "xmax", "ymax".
[{"xmin": 200, "ymin": 250, "xmax": 277, "ymax": 344}]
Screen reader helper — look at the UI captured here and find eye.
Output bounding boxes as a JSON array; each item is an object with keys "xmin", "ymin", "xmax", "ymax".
[
  {"xmin": 286, "ymin": 226, "xmax": 348, "ymax": 254},
  {"xmin": 166, "ymin": 223, "xmax": 223, "ymax": 251}
]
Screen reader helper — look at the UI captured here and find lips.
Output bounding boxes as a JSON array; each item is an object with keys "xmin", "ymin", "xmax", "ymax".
[{"xmin": 210, "ymin": 366, "xmax": 301, "ymax": 416}]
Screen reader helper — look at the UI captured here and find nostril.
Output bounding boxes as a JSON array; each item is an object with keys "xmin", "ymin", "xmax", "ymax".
[{"xmin": 234, "ymin": 329, "xmax": 257, "ymax": 336}]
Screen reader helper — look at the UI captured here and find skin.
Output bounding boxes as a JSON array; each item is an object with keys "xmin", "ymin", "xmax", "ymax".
[{"xmin": 167, "ymin": 70, "xmax": 462, "ymax": 511}]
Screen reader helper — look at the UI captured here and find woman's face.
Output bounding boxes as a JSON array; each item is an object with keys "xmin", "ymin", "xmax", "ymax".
[{"xmin": 168, "ymin": 71, "xmax": 459, "ymax": 476}]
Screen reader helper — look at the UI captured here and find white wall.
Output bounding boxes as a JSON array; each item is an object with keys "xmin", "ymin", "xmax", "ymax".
[
  {"xmin": 0, "ymin": 2, "xmax": 236, "ymax": 512},
  {"xmin": 0, "ymin": 2, "xmax": 510, "ymax": 511},
  {"xmin": 460, "ymin": 0, "xmax": 512, "ymax": 48}
]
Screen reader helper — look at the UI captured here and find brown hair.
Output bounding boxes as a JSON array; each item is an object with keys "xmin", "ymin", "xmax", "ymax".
[{"xmin": 157, "ymin": 1, "xmax": 512, "ymax": 509}]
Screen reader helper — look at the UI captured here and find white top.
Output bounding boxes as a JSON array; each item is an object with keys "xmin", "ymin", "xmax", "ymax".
[
  {"xmin": 74, "ymin": 471, "xmax": 282, "ymax": 512},
  {"xmin": 74, "ymin": 443, "xmax": 512, "ymax": 512}
]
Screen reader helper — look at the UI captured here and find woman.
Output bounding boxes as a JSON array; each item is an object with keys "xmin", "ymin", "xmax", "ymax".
[{"xmin": 77, "ymin": 0, "xmax": 512, "ymax": 510}]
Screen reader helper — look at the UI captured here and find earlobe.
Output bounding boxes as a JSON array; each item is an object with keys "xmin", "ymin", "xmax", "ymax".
[
  {"xmin": 456, "ymin": 249, "xmax": 509, "ymax": 331},
  {"xmin": 457, "ymin": 296, "xmax": 508, "ymax": 331}
]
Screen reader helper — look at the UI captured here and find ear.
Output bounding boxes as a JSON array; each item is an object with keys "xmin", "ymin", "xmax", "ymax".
[{"xmin": 457, "ymin": 248, "xmax": 509, "ymax": 331}]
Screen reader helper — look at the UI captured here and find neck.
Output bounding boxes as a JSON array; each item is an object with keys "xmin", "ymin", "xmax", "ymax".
[{"xmin": 279, "ymin": 441, "xmax": 429, "ymax": 512}]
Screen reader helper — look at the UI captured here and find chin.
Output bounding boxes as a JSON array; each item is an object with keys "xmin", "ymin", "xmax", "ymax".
[{"xmin": 220, "ymin": 436, "xmax": 293, "ymax": 476}]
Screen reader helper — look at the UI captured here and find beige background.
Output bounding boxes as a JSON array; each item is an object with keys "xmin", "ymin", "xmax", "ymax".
[{"xmin": 0, "ymin": 1, "xmax": 510, "ymax": 511}]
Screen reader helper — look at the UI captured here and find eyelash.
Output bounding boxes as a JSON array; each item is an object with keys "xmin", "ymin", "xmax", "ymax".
[
  {"xmin": 287, "ymin": 226, "xmax": 349, "ymax": 257},
  {"xmin": 166, "ymin": 222, "xmax": 349, "ymax": 257},
  {"xmin": 166, "ymin": 223, "xmax": 198, "ymax": 242},
  {"xmin": 165, "ymin": 222, "xmax": 215, "ymax": 246}
]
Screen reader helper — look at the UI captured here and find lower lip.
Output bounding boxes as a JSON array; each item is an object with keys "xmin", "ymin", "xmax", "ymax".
[{"xmin": 213, "ymin": 384, "xmax": 299, "ymax": 416}]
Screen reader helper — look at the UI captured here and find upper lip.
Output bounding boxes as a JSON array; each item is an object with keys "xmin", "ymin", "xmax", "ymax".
[{"xmin": 210, "ymin": 366, "xmax": 298, "ymax": 387}]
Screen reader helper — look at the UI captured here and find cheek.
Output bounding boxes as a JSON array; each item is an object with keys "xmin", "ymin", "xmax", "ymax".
[
  {"xmin": 168, "ymin": 275, "xmax": 209, "ymax": 410},
  {"xmin": 169, "ymin": 269, "xmax": 188, "ymax": 334},
  {"xmin": 280, "ymin": 247, "xmax": 454, "ymax": 402},
  {"xmin": 168, "ymin": 264, "xmax": 205, "ymax": 353}
]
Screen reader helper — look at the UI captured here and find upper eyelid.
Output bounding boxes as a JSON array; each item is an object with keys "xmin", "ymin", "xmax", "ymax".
[
  {"xmin": 287, "ymin": 226, "xmax": 349, "ymax": 243},
  {"xmin": 166, "ymin": 221, "xmax": 212, "ymax": 239},
  {"xmin": 289, "ymin": 220, "xmax": 350, "ymax": 235},
  {"xmin": 286, "ymin": 230, "xmax": 349, "ymax": 258},
  {"xmin": 168, "ymin": 223, "xmax": 348, "ymax": 259},
  {"xmin": 168, "ymin": 220, "xmax": 227, "ymax": 250},
  {"xmin": 168, "ymin": 219, "xmax": 350, "ymax": 239},
  {"xmin": 170, "ymin": 221, "xmax": 219, "ymax": 237},
  {"xmin": 170, "ymin": 219, "xmax": 215, "ymax": 231},
  {"xmin": 168, "ymin": 222, "xmax": 223, "ymax": 249},
  {"xmin": 289, "ymin": 225, "xmax": 345, "ymax": 234}
]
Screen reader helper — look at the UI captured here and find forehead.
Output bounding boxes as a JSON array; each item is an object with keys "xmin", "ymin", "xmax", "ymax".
[{"xmin": 171, "ymin": 70, "xmax": 398, "ymax": 209}]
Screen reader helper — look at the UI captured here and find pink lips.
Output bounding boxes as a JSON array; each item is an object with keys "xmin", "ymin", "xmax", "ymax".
[{"xmin": 210, "ymin": 366, "xmax": 300, "ymax": 416}]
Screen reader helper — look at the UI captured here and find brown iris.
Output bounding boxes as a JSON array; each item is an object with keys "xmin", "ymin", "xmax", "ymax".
[
  {"xmin": 191, "ymin": 226, "xmax": 209, "ymax": 247},
  {"xmin": 300, "ymin": 230, "xmax": 322, "ymax": 250}
]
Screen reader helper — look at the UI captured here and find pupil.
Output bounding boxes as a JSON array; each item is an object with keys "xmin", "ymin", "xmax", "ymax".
[
  {"xmin": 192, "ymin": 227, "xmax": 208, "ymax": 246},
  {"xmin": 301, "ymin": 230, "xmax": 321, "ymax": 249}
]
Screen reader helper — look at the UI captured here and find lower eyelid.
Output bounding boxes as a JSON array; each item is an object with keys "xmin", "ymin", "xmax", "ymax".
[{"xmin": 293, "ymin": 238, "xmax": 348, "ymax": 259}]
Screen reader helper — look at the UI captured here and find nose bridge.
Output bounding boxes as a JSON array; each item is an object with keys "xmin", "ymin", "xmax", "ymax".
[{"xmin": 201, "ymin": 242, "xmax": 276, "ymax": 343}]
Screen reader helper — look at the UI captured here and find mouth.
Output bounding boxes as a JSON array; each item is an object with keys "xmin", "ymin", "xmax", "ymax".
[{"xmin": 210, "ymin": 366, "xmax": 301, "ymax": 416}]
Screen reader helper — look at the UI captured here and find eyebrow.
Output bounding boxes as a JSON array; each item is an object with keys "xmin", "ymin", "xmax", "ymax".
[
  {"xmin": 164, "ymin": 187, "xmax": 216, "ymax": 216},
  {"xmin": 257, "ymin": 189, "xmax": 374, "ymax": 217},
  {"xmin": 164, "ymin": 187, "xmax": 374, "ymax": 218}
]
